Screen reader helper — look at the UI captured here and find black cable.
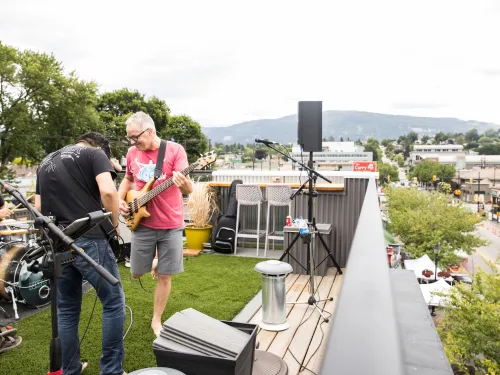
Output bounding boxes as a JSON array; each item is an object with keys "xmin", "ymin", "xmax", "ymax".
[{"xmin": 285, "ymin": 287, "xmax": 333, "ymax": 375}]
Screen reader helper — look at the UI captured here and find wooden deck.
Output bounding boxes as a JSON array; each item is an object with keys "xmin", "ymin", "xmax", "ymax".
[{"xmin": 248, "ymin": 267, "xmax": 344, "ymax": 375}]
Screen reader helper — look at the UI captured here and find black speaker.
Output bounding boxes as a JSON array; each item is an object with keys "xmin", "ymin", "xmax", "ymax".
[{"xmin": 297, "ymin": 101, "xmax": 322, "ymax": 152}]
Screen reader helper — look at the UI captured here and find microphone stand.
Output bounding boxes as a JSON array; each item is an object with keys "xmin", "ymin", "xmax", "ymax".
[
  {"xmin": 255, "ymin": 142, "xmax": 343, "ymax": 322},
  {"xmin": 0, "ymin": 179, "xmax": 119, "ymax": 375}
]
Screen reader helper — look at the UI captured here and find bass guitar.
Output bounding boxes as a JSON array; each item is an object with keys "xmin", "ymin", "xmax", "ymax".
[{"xmin": 123, "ymin": 151, "xmax": 217, "ymax": 231}]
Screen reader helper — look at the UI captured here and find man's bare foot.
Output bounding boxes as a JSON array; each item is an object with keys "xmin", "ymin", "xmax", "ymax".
[
  {"xmin": 152, "ymin": 319, "xmax": 162, "ymax": 337},
  {"xmin": 81, "ymin": 362, "xmax": 88, "ymax": 373}
]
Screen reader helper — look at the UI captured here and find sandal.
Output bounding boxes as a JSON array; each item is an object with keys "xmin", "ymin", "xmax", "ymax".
[
  {"xmin": 0, "ymin": 335, "xmax": 22, "ymax": 354},
  {"xmin": 0, "ymin": 326, "xmax": 17, "ymax": 338}
]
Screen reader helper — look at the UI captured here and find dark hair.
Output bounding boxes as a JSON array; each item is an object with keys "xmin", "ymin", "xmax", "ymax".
[{"xmin": 77, "ymin": 132, "xmax": 111, "ymax": 158}]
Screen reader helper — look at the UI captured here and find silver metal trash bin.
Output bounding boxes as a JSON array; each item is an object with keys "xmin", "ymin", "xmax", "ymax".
[{"xmin": 254, "ymin": 260, "xmax": 293, "ymax": 332}]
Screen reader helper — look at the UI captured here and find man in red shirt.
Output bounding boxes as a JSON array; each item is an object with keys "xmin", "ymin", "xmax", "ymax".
[{"xmin": 118, "ymin": 111, "xmax": 192, "ymax": 336}]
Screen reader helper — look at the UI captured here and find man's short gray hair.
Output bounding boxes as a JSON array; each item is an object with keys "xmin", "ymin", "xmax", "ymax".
[{"xmin": 125, "ymin": 111, "xmax": 156, "ymax": 131}]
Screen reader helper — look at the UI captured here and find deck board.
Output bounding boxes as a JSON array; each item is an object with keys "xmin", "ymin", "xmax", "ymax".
[{"xmin": 247, "ymin": 268, "xmax": 345, "ymax": 374}]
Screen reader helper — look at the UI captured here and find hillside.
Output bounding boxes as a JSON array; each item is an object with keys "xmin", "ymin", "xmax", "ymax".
[{"xmin": 201, "ymin": 111, "xmax": 500, "ymax": 144}]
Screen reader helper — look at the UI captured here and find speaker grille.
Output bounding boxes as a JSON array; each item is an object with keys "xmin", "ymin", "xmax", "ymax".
[{"xmin": 297, "ymin": 101, "xmax": 322, "ymax": 152}]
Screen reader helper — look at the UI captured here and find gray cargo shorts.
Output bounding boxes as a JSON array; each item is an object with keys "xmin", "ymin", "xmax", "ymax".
[{"xmin": 130, "ymin": 225, "xmax": 184, "ymax": 276}]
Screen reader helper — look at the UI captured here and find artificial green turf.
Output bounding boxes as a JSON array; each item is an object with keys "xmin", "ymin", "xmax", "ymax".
[{"xmin": 0, "ymin": 254, "xmax": 263, "ymax": 375}]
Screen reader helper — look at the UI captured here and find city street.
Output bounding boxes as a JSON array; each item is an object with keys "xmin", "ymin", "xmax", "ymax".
[
  {"xmin": 470, "ymin": 222, "xmax": 500, "ymax": 274},
  {"xmin": 460, "ymin": 202, "xmax": 500, "ymax": 274}
]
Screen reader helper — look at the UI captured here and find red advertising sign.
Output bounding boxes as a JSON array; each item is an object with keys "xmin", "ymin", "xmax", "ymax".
[{"xmin": 353, "ymin": 161, "xmax": 377, "ymax": 172}]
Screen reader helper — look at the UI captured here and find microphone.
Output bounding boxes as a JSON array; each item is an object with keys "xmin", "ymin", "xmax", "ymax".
[{"xmin": 255, "ymin": 138, "xmax": 280, "ymax": 145}]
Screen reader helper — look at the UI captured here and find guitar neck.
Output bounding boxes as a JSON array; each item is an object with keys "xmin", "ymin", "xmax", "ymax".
[{"xmin": 139, "ymin": 164, "xmax": 197, "ymax": 206}]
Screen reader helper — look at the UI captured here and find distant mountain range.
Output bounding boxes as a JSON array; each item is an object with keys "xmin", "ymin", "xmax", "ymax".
[{"xmin": 201, "ymin": 111, "xmax": 500, "ymax": 144}]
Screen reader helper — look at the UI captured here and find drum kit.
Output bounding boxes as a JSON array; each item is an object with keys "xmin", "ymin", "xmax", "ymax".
[{"xmin": 0, "ymin": 219, "xmax": 51, "ymax": 320}]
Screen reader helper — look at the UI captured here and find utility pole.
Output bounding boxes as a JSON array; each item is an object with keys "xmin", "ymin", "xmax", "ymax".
[{"xmin": 477, "ymin": 171, "xmax": 481, "ymax": 213}]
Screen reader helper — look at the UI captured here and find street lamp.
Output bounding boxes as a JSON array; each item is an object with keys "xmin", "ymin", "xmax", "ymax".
[{"xmin": 433, "ymin": 242, "xmax": 440, "ymax": 282}]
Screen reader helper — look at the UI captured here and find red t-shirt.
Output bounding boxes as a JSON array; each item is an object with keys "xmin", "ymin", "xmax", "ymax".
[{"xmin": 126, "ymin": 141, "xmax": 189, "ymax": 229}]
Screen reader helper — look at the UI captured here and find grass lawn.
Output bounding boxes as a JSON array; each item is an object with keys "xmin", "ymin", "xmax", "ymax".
[{"xmin": 0, "ymin": 254, "xmax": 263, "ymax": 375}]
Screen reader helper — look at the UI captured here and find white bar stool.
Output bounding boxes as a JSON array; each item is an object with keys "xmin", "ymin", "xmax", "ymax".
[
  {"xmin": 235, "ymin": 184, "xmax": 264, "ymax": 256},
  {"xmin": 264, "ymin": 184, "xmax": 292, "ymax": 257}
]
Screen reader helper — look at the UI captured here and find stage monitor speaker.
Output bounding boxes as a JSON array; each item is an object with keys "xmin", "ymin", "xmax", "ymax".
[{"xmin": 297, "ymin": 101, "xmax": 322, "ymax": 152}]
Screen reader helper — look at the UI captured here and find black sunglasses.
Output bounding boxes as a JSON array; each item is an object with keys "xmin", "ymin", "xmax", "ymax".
[{"xmin": 127, "ymin": 128, "xmax": 149, "ymax": 142}]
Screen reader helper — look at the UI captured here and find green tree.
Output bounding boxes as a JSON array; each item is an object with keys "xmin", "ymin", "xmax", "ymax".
[
  {"xmin": 454, "ymin": 135, "xmax": 465, "ymax": 145},
  {"xmin": 96, "ymin": 88, "xmax": 171, "ymax": 157},
  {"xmin": 167, "ymin": 115, "xmax": 208, "ymax": 163},
  {"xmin": 410, "ymin": 160, "xmax": 436, "ymax": 184},
  {"xmin": 394, "ymin": 153, "xmax": 404, "ymax": 167},
  {"xmin": 386, "ymin": 188, "xmax": 486, "ymax": 267},
  {"xmin": 478, "ymin": 136, "xmax": 494, "ymax": 144},
  {"xmin": 363, "ymin": 137, "xmax": 381, "ymax": 161},
  {"xmin": 477, "ymin": 143, "xmax": 500, "ymax": 155},
  {"xmin": 407, "ymin": 131, "xmax": 418, "ymax": 143},
  {"xmin": 464, "ymin": 141, "xmax": 480, "ymax": 150},
  {"xmin": 378, "ymin": 162, "xmax": 399, "ymax": 184},
  {"xmin": 381, "ymin": 139, "xmax": 393, "ymax": 147},
  {"xmin": 434, "ymin": 131, "xmax": 448, "ymax": 144},
  {"xmin": 439, "ymin": 181, "xmax": 452, "ymax": 194},
  {"xmin": 465, "ymin": 128, "xmax": 480, "ymax": 142},
  {"xmin": 0, "ymin": 41, "xmax": 101, "ymax": 168},
  {"xmin": 483, "ymin": 129, "xmax": 498, "ymax": 139},
  {"xmin": 421, "ymin": 135, "xmax": 430, "ymax": 144},
  {"xmin": 438, "ymin": 264, "xmax": 500, "ymax": 374},
  {"xmin": 436, "ymin": 164, "xmax": 457, "ymax": 183}
]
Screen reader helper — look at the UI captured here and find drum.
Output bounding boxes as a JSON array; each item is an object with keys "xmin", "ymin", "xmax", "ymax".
[{"xmin": 0, "ymin": 242, "xmax": 51, "ymax": 307}]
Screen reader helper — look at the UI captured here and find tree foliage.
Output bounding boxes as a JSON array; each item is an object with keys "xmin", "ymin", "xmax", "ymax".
[
  {"xmin": 378, "ymin": 162, "xmax": 399, "ymax": 184},
  {"xmin": 410, "ymin": 160, "xmax": 455, "ymax": 184},
  {"xmin": 386, "ymin": 187, "xmax": 486, "ymax": 267},
  {"xmin": 438, "ymin": 264, "xmax": 500, "ymax": 374},
  {"xmin": 363, "ymin": 137, "xmax": 381, "ymax": 161},
  {"xmin": 394, "ymin": 153, "xmax": 404, "ymax": 167},
  {"xmin": 167, "ymin": 115, "xmax": 208, "ymax": 163},
  {"xmin": 96, "ymin": 89, "xmax": 171, "ymax": 157},
  {"xmin": 0, "ymin": 41, "xmax": 101, "ymax": 168}
]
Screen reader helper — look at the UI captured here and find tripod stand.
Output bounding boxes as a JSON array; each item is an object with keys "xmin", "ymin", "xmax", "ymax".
[
  {"xmin": 0, "ymin": 179, "xmax": 118, "ymax": 375},
  {"xmin": 254, "ymin": 142, "xmax": 342, "ymax": 322}
]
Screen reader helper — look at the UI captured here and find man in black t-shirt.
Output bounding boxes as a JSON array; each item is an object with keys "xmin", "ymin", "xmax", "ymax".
[{"xmin": 35, "ymin": 132, "xmax": 126, "ymax": 375}]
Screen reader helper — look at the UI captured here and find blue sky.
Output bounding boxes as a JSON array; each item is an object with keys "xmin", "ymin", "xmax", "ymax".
[{"xmin": 1, "ymin": 0, "xmax": 499, "ymax": 127}]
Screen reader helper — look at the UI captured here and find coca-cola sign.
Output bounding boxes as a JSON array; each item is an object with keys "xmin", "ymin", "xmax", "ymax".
[{"xmin": 353, "ymin": 161, "xmax": 377, "ymax": 172}]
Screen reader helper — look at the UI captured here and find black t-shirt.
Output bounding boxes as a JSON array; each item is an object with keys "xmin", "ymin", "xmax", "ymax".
[
  {"xmin": 0, "ymin": 194, "xmax": 4, "ymax": 207},
  {"xmin": 36, "ymin": 145, "xmax": 116, "ymax": 227}
]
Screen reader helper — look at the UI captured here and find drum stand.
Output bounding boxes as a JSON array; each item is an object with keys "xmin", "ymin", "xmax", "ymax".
[
  {"xmin": 0, "ymin": 179, "xmax": 118, "ymax": 375},
  {"xmin": 4, "ymin": 286, "xmax": 20, "ymax": 320}
]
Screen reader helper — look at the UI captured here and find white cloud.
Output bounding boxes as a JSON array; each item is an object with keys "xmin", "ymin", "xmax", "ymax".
[{"xmin": 1, "ymin": 0, "xmax": 499, "ymax": 126}]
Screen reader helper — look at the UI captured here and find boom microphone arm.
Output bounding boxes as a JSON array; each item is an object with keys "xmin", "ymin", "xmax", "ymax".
[{"xmin": 0, "ymin": 179, "xmax": 118, "ymax": 286}]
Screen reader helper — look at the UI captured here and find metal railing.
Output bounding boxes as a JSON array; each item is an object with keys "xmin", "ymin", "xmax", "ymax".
[{"xmin": 320, "ymin": 177, "xmax": 405, "ymax": 375}]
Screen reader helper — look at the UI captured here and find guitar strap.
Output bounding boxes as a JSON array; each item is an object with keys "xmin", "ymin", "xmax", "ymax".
[{"xmin": 154, "ymin": 140, "xmax": 167, "ymax": 180}]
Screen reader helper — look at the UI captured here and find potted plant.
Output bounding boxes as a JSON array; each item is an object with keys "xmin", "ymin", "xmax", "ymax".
[
  {"xmin": 422, "ymin": 269, "xmax": 434, "ymax": 278},
  {"xmin": 184, "ymin": 181, "xmax": 218, "ymax": 250}
]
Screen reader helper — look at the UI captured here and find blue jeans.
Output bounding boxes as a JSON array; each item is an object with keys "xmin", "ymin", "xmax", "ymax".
[{"xmin": 57, "ymin": 233, "xmax": 125, "ymax": 375}]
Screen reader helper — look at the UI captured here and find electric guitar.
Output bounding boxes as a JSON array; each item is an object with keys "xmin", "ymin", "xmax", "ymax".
[{"xmin": 123, "ymin": 151, "xmax": 217, "ymax": 231}]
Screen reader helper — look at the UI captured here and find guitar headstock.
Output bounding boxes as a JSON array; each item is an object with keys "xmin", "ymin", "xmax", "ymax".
[{"xmin": 193, "ymin": 151, "xmax": 217, "ymax": 170}]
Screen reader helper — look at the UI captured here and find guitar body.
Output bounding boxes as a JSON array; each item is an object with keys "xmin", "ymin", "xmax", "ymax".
[
  {"xmin": 124, "ymin": 178, "xmax": 155, "ymax": 231},
  {"xmin": 122, "ymin": 151, "xmax": 217, "ymax": 231}
]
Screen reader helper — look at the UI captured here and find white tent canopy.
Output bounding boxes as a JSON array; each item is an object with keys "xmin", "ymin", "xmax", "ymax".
[
  {"xmin": 404, "ymin": 254, "xmax": 453, "ymax": 282},
  {"xmin": 420, "ymin": 279, "xmax": 452, "ymax": 306}
]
